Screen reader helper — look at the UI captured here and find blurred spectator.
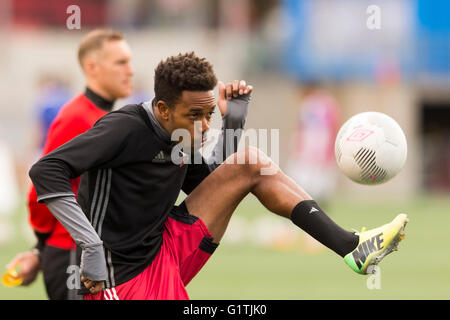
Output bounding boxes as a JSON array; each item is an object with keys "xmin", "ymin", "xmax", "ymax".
[
  {"xmin": 286, "ymin": 82, "xmax": 340, "ymax": 203},
  {"xmin": 285, "ymin": 82, "xmax": 340, "ymax": 253},
  {"xmin": 32, "ymin": 75, "xmax": 72, "ymax": 152}
]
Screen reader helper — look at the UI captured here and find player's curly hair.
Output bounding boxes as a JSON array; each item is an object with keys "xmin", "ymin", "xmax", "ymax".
[{"xmin": 154, "ymin": 52, "xmax": 218, "ymax": 108}]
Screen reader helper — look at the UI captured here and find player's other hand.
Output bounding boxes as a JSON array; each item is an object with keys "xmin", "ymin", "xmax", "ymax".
[
  {"xmin": 218, "ymin": 80, "xmax": 253, "ymax": 116},
  {"xmin": 6, "ymin": 251, "xmax": 40, "ymax": 286},
  {"xmin": 81, "ymin": 276, "xmax": 104, "ymax": 294}
]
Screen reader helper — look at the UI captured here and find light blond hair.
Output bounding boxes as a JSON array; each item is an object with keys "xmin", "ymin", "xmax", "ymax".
[{"xmin": 78, "ymin": 29, "xmax": 124, "ymax": 67}]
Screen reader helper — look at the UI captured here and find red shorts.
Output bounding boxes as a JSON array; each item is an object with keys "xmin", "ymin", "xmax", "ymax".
[{"xmin": 84, "ymin": 202, "xmax": 217, "ymax": 300}]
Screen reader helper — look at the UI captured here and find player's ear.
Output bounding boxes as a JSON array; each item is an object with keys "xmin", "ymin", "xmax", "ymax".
[
  {"xmin": 156, "ymin": 100, "xmax": 171, "ymax": 120},
  {"xmin": 82, "ymin": 57, "xmax": 97, "ymax": 77}
]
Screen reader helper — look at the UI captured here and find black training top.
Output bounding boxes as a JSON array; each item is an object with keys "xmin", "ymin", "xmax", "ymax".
[
  {"xmin": 30, "ymin": 92, "xmax": 251, "ymax": 287},
  {"xmin": 30, "ymin": 104, "xmax": 215, "ymax": 285}
]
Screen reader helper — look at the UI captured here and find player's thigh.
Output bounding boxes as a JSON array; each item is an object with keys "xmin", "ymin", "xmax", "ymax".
[{"xmin": 185, "ymin": 147, "xmax": 266, "ymax": 242}]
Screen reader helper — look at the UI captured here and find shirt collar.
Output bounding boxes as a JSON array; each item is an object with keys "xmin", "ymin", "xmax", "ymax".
[
  {"xmin": 142, "ymin": 100, "xmax": 172, "ymax": 144},
  {"xmin": 84, "ymin": 87, "xmax": 115, "ymax": 112}
]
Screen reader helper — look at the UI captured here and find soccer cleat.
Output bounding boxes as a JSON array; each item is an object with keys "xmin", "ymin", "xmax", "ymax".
[{"xmin": 344, "ymin": 213, "xmax": 409, "ymax": 275}]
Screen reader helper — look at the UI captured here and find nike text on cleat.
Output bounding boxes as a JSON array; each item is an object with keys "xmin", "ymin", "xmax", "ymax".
[{"xmin": 344, "ymin": 213, "xmax": 409, "ymax": 275}]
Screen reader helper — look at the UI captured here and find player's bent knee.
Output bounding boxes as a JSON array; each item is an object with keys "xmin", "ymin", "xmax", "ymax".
[{"xmin": 226, "ymin": 146, "xmax": 278, "ymax": 177}]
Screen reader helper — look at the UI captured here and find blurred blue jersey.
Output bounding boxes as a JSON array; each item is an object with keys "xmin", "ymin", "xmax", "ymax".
[{"xmin": 35, "ymin": 84, "xmax": 72, "ymax": 149}]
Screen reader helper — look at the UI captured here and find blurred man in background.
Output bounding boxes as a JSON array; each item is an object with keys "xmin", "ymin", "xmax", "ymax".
[{"xmin": 6, "ymin": 29, "xmax": 134, "ymax": 300}]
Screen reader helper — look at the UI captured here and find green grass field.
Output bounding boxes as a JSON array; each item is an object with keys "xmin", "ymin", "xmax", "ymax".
[{"xmin": 1, "ymin": 194, "xmax": 449, "ymax": 300}]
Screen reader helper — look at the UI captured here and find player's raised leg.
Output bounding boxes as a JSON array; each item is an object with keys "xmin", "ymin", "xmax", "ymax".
[
  {"xmin": 186, "ymin": 147, "xmax": 359, "ymax": 256},
  {"xmin": 185, "ymin": 146, "xmax": 408, "ymax": 274}
]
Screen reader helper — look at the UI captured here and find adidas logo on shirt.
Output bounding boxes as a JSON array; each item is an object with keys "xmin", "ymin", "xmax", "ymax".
[
  {"xmin": 152, "ymin": 150, "xmax": 167, "ymax": 163},
  {"xmin": 152, "ymin": 149, "xmax": 190, "ymax": 166}
]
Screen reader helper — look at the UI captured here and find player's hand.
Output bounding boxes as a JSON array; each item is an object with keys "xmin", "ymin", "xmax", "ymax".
[
  {"xmin": 6, "ymin": 251, "xmax": 40, "ymax": 286},
  {"xmin": 81, "ymin": 276, "xmax": 104, "ymax": 294},
  {"xmin": 218, "ymin": 80, "xmax": 253, "ymax": 116},
  {"xmin": 79, "ymin": 242, "xmax": 107, "ymax": 294}
]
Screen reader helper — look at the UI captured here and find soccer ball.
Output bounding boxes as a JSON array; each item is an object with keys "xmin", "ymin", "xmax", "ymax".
[{"xmin": 335, "ymin": 112, "xmax": 407, "ymax": 185}]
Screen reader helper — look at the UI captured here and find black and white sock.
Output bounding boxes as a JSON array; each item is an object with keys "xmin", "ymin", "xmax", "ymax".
[{"xmin": 290, "ymin": 200, "xmax": 359, "ymax": 257}]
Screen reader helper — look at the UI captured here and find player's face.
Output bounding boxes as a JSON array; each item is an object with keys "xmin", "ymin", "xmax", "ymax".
[
  {"xmin": 170, "ymin": 90, "xmax": 216, "ymax": 152},
  {"xmin": 96, "ymin": 40, "xmax": 134, "ymax": 99}
]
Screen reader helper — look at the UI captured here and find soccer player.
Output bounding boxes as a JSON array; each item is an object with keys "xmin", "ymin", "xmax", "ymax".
[
  {"xmin": 7, "ymin": 29, "xmax": 133, "ymax": 300},
  {"xmin": 29, "ymin": 52, "xmax": 408, "ymax": 300}
]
